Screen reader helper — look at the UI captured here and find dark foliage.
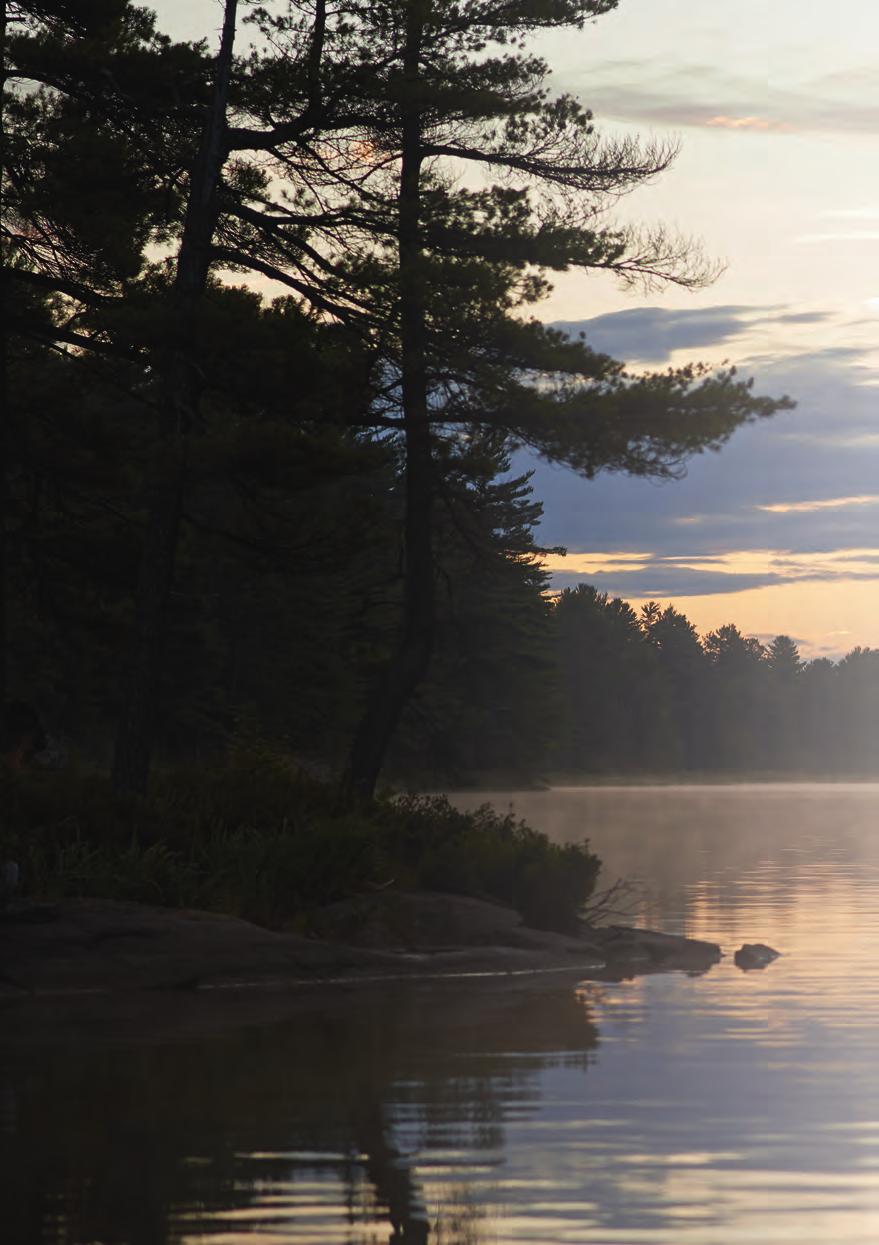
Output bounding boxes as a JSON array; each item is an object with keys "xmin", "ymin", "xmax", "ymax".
[
  {"xmin": 551, "ymin": 589, "xmax": 879, "ymax": 777},
  {"xmin": 1, "ymin": 0, "xmax": 814, "ymax": 944},
  {"xmin": 1, "ymin": 0, "xmax": 788, "ymax": 797},
  {"xmin": 0, "ymin": 755, "xmax": 600, "ymax": 932}
]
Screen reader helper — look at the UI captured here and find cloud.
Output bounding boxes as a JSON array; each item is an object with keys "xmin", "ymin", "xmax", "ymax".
[
  {"xmin": 777, "ymin": 311, "xmax": 838, "ymax": 326},
  {"xmin": 554, "ymin": 304, "xmax": 829, "ymax": 365},
  {"xmin": 518, "ymin": 308, "xmax": 879, "ymax": 615},
  {"xmin": 561, "ymin": 60, "xmax": 879, "ymax": 136},
  {"xmin": 545, "ymin": 550, "xmax": 876, "ymax": 592},
  {"xmin": 544, "ymin": 547, "xmax": 879, "ymax": 600},
  {"xmin": 756, "ymin": 495, "xmax": 879, "ymax": 515},
  {"xmin": 551, "ymin": 568, "xmax": 775, "ymax": 597},
  {"xmin": 706, "ymin": 115, "xmax": 791, "ymax": 132}
]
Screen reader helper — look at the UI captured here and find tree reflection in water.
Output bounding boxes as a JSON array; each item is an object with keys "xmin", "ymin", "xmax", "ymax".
[{"xmin": 0, "ymin": 978, "xmax": 598, "ymax": 1244}]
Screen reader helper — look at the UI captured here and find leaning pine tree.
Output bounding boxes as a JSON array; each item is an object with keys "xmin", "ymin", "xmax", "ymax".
[{"xmin": 264, "ymin": 0, "xmax": 787, "ymax": 798}]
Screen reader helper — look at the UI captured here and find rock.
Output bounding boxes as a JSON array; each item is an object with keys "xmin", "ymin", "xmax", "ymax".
[
  {"xmin": 0, "ymin": 896, "xmax": 607, "ymax": 1000},
  {"xmin": 0, "ymin": 898, "xmax": 395, "ymax": 996},
  {"xmin": 312, "ymin": 891, "xmax": 613, "ymax": 963},
  {"xmin": 311, "ymin": 891, "xmax": 524, "ymax": 951},
  {"xmin": 0, "ymin": 895, "xmax": 727, "ymax": 1004},
  {"xmin": 586, "ymin": 924, "xmax": 722, "ymax": 976},
  {"xmin": 734, "ymin": 943, "xmax": 780, "ymax": 971}
]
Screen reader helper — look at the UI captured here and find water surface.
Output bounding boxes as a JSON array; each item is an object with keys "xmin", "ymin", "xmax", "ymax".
[{"xmin": 3, "ymin": 783, "xmax": 879, "ymax": 1244}]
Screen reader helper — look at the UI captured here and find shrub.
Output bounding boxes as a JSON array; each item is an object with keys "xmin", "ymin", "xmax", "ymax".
[
  {"xmin": 0, "ymin": 760, "xmax": 600, "ymax": 933},
  {"xmin": 373, "ymin": 796, "xmax": 600, "ymax": 932}
]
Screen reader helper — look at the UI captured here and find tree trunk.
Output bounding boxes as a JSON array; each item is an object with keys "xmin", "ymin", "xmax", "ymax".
[
  {"xmin": 343, "ymin": 1, "xmax": 434, "ymax": 801},
  {"xmin": 354, "ymin": 1100, "xmax": 430, "ymax": 1244},
  {"xmin": 0, "ymin": 302, "xmax": 7, "ymax": 711},
  {"xmin": 111, "ymin": 0, "xmax": 238, "ymax": 794},
  {"xmin": 0, "ymin": 282, "xmax": 8, "ymax": 715},
  {"xmin": 0, "ymin": 0, "xmax": 10, "ymax": 707}
]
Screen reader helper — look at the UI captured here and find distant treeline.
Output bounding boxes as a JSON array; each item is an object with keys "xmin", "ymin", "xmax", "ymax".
[
  {"xmin": 550, "ymin": 589, "xmax": 879, "ymax": 778},
  {"xmin": 398, "ymin": 576, "xmax": 879, "ymax": 782}
]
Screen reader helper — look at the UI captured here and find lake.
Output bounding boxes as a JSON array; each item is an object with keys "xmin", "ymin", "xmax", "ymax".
[{"xmin": 3, "ymin": 783, "xmax": 879, "ymax": 1244}]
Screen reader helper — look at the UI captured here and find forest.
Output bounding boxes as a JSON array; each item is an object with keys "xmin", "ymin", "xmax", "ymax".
[
  {"xmin": 4, "ymin": 0, "xmax": 834, "ymax": 807},
  {"xmin": 551, "ymin": 590, "xmax": 879, "ymax": 778}
]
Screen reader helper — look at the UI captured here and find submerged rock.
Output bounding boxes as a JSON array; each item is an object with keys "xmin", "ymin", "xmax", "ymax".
[
  {"xmin": 586, "ymin": 924, "xmax": 722, "ymax": 977},
  {"xmin": 734, "ymin": 942, "xmax": 781, "ymax": 971}
]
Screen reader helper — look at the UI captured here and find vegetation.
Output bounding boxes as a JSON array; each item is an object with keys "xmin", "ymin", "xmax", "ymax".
[
  {"xmin": 2, "ymin": 2, "xmax": 808, "ymax": 927},
  {"xmin": 552, "ymin": 588, "xmax": 879, "ymax": 777},
  {"xmin": 3, "ymin": 0, "xmax": 787, "ymax": 796},
  {"xmin": 0, "ymin": 755, "xmax": 600, "ymax": 932}
]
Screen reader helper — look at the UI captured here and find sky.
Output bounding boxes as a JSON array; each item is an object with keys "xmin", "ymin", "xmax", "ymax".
[
  {"xmin": 528, "ymin": 0, "xmax": 879, "ymax": 657},
  {"xmin": 152, "ymin": 0, "xmax": 879, "ymax": 658}
]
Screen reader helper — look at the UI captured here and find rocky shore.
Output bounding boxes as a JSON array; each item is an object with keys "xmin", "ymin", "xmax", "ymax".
[{"xmin": 0, "ymin": 892, "xmax": 722, "ymax": 1003}]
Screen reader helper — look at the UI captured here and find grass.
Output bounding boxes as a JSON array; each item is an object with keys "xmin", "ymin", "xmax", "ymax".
[{"xmin": 0, "ymin": 747, "xmax": 601, "ymax": 934}]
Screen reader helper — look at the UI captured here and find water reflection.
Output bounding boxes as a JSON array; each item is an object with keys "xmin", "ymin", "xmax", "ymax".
[
  {"xmin": 6, "ymin": 784, "xmax": 879, "ymax": 1243},
  {"xmin": 448, "ymin": 784, "xmax": 879, "ymax": 1242},
  {"xmin": 0, "ymin": 982, "xmax": 597, "ymax": 1244}
]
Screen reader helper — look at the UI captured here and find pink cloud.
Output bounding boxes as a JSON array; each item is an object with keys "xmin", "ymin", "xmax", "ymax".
[{"xmin": 705, "ymin": 114, "xmax": 793, "ymax": 132}]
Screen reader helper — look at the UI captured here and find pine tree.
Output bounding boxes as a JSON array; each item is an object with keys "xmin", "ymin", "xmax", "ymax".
[
  {"xmin": 280, "ymin": 0, "xmax": 791, "ymax": 796},
  {"xmin": 109, "ymin": 0, "xmax": 240, "ymax": 793}
]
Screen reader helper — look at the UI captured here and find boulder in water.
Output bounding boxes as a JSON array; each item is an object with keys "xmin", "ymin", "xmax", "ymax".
[{"xmin": 734, "ymin": 943, "xmax": 780, "ymax": 971}]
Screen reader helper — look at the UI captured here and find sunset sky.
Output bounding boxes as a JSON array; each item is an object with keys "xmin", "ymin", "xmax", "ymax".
[
  {"xmin": 156, "ymin": 0, "xmax": 879, "ymax": 657},
  {"xmin": 526, "ymin": 0, "xmax": 879, "ymax": 657}
]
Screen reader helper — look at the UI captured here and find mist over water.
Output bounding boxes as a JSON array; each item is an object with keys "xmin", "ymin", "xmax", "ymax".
[{"xmin": 4, "ymin": 784, "xmax": 879, "ymax": 1243}]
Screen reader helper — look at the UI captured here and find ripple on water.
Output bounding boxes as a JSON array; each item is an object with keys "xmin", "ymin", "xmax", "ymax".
[{"xmin": 4, "ymin": 785, "xmax": 879, "ymax": 1243}]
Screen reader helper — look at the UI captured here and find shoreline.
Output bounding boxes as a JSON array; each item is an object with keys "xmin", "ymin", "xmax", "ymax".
[
  {"xmin": 0, "ymin": 894, "xmax": 722, "ymax": 1008},
  {"xmin": 438, "ymin": 773, "xmax": 879, "ymax": 792}
]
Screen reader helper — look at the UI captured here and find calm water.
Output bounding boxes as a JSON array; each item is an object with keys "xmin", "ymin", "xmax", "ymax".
[{"xmin": 3, "ymin": 783, "xmax": 879, "ymax": 1244}]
